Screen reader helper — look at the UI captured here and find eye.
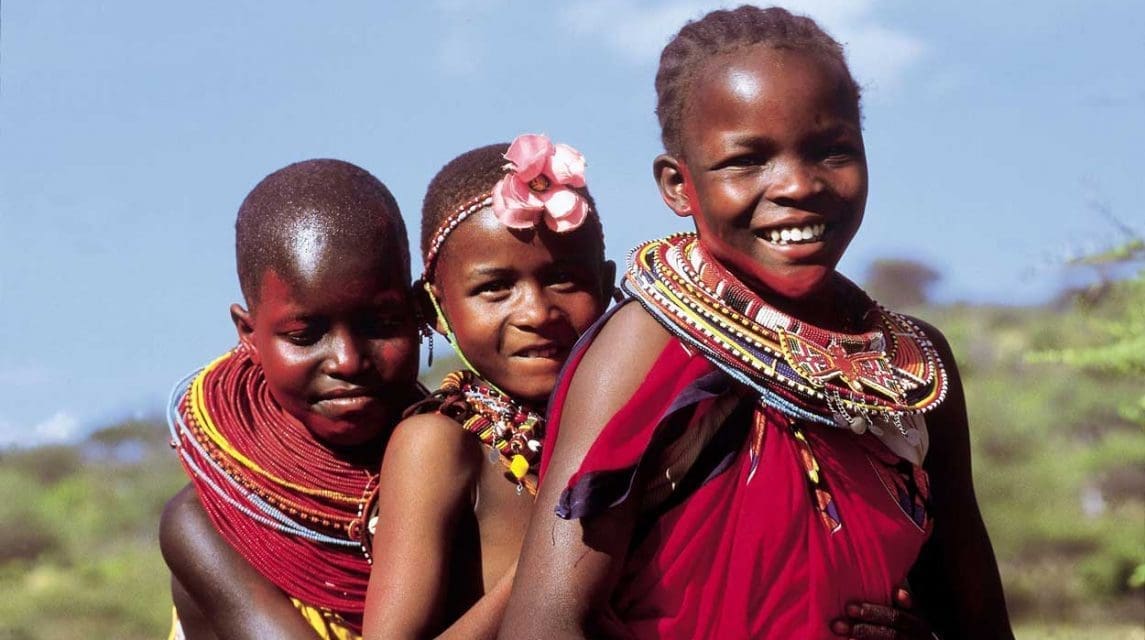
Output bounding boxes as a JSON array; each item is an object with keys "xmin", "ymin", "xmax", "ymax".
[
  {"xmin": 545, "ymin": 265, "xmax": 593, "ymax": 292},
  {"xmin": 718, "ymin": 153, "xmax": 767, "ymax": 169},
  {"xmin": 353, "ymin": 311, "xmax": 408, "ymax": 338},
  {"xmin": 472, "ymin": 278, "xmax": 513, "ymax": 300},
  {"xmin": 815, "ymin": 134, "xmax": 864, "ymax": 166},
  {"xmin": 281, "ymin": 323, "xmax": 325, "ymax": 346}
]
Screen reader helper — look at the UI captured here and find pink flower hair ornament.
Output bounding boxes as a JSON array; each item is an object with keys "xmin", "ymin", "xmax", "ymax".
[{"xmin": 491, "ymin": 133, "xmax": 590, "ymax": 233}]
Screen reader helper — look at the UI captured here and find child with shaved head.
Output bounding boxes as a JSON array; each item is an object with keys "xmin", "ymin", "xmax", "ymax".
[{"xmin": 160, "ymin": 159, "xmax": 422, "ymax": 639}]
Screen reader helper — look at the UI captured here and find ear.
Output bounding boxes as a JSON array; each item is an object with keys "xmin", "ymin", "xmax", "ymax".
[
  {"xmin": 230, "ymin": 303, "xmax": 260, "ymax": 364},
  {"xmin": 425, "ymin": 282, "xmax": 450, "ymax": 337},
  {"xmin": 599, "ymin": 259, "xmax": 618, "ymax": 304},
  {"xmin": 653, "ymin": 153, "xmax": 692, "ymax": 218}
]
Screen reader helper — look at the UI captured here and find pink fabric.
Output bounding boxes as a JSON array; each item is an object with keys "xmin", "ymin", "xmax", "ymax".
[{"xmin": 548, "ymin": 337, "xmax": 930, "ymax": 639}]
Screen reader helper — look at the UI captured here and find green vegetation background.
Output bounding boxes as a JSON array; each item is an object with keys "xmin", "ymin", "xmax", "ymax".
[{"xmin": 2, "ymin": 261, "xmax": 1142, "ymax": 639}]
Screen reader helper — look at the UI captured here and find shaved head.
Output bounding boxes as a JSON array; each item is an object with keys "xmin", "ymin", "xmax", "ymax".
[{"xmin": 235, "ymin": 159, "xmax": 410, "ymax": 308}]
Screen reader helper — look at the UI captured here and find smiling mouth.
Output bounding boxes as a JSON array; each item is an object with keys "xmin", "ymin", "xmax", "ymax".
[
  {"xmin": 514, "ymin": 345, "xmax": 565, "ymax": 359},
  {"xmin": 314, "ymin": 387, "xmax": 379, "ymax": 412},
  {"xmin": 760, "ymin": 223, "xmax": 828, "ymax": 246}
]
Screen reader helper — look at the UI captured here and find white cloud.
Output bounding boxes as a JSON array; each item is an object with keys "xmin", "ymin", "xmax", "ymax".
[
  {"xmin": 33, "ymin": 411, "xmax": 80, "ymax": 444},
  {"xmin": 559, "ymin": 0, "xmax": 926, "ymax": 95},
  {"xmin": 0, "ymin": 411, "xmax": 81, "ymax": 447}
]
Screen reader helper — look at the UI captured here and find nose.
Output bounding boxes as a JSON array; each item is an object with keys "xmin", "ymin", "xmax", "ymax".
[
  {"xmin": 511, "ymin": 284, "xmax": 558, "ymax": 330},
  {"xmin": 321, "ymin": 327, "xmax": 371, "ymax": 378},
  {"xmin": 765, "ymin": 155, "xmax": 822, "ymax": 204}
]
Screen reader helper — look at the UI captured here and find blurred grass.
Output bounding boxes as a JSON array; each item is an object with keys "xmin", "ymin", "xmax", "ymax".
[
  {"xmin": 1, "ymin": 291, "xmax": 1143, "ymax": 637},
  {"xmin": 1015, "ymin": 625, "xmax": 1144, "ymax": 640},
  {"xmin": 0, "ymin": 422, "xmax": 186, "ymax": 639}
]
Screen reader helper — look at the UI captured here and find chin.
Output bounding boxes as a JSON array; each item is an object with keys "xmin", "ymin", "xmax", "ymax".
[
  {"xmin": 307, "ymin": 416, "xmax": 389, "ymax": 449},
  {"xmin": 502, "ymin": 380, "xmax": 557, "ymax": 408}
]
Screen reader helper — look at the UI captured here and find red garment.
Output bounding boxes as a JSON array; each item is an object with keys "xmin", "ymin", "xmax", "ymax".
[{"xmin": 544, "ymin": 335, "xmax": 931, "ymax": 640}]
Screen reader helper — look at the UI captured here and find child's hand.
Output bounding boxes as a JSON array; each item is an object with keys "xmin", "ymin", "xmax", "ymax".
[{"xmin": 830, "ymin": 586, "xmax": 935, "ymax": 639}]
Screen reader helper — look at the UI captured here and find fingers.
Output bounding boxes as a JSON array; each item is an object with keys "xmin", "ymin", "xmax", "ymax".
[
  {"xmin": 851, "ymin": 602, "xmax": 906, "ymax": 627},
  {"xmin": 830, "ymin": 601, "xmax": 931, "ymax": 639}
]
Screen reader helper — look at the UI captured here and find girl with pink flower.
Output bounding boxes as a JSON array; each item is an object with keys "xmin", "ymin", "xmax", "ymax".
[{"xmin": 361, "ymin": 137, "xmax": 615, "ymax": 640}]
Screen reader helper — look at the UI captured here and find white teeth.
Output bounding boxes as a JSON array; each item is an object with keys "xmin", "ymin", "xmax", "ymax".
[{"xmin": 765, "ymin": 223, "xmax": 827, "ymax": 245}]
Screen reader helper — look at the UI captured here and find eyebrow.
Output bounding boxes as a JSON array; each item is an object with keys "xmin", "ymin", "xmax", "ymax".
[
  {"xmin": 723, "ymin": 133, "xmax": 774, "ymax": 148},
  {"xmin": 465, "ymin": 266, "xmax": 514, "ymax": 280}
]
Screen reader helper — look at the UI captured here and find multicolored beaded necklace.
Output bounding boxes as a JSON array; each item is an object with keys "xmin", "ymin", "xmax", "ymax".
[
  {"xmin": 625, "ymin": 234, "xmax": 949, "ymax": 533},
  {"xmin": 624, "ymin": 233, "xmax": 948, "ymax": 441},
  {"xmin": 166, "ymin": 348, "xmax": 379, "ymax": 633},
  {"xmin": 410, "ymin": 370, "xmax": 544, "ymax": 496}
]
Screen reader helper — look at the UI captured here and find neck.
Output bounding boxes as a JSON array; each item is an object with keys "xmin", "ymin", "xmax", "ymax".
[{"xmin": 740, "ymin": 271, "xmax": 868, "ymax": 333}]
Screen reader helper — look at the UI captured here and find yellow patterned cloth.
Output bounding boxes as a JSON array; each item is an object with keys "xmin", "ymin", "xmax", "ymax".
[
  {"xmin": 167, "ymin": 599, "xmax": 360, "ymax": 640},
  {"xmin": 291, "ymin": 598, "xmax": 361, "ymax": 640}
]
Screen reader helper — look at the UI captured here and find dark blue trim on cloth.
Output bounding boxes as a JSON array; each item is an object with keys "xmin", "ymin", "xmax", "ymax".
[{"xmin": 554, "ymin": 348, "xmax": 751, "ymax": 524}]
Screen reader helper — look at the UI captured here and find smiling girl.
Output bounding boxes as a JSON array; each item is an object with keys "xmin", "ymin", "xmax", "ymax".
[
  {"xmin": 501, "ymin": 7, "xmax": 1012, "ymax": 639},
  {"xmin": 361, "ymin": 136, "xmax": 614, "ymax": 639}
]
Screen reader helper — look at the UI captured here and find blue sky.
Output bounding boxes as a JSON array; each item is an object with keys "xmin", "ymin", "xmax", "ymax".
[{"xmin": 2, "ymin": 0, "xmax": 1142, "ymax": 446}]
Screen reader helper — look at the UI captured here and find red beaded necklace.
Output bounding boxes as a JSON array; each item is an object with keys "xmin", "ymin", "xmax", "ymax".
[{"xmin": 170, "ymin": 348, "xmax": 390, "ymax": 632}]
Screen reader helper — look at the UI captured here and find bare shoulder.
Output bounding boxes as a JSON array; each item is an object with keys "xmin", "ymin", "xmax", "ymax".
[
  {"xmin": 383, "ymin": 412, "xmax": 482, "ymax": 485},
  {"xmin": 159, "ymin": 483, "xmax": 257, "ymax": 591},
  {"xmin": 375, "ymin": 411, "xmax": 483, "ymax": 529},
  {"xmin": 593, "ymin": 300, "xmax": 671, "ymax": 354},
  {"xmin": 159, "ymin": 484, "xmax": 215, "ymax": 572},
  {"xmin": 545, "ymin": 302, "xmax": 673, "ymax": 479},
  {"xmin": 567, "ymin": 302, "xmax": 672, "ymax": 404}
]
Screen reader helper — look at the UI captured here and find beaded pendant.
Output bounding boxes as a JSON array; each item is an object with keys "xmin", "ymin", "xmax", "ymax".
[{"xmin": 439, "ymin": 371, "xmax": 544, "ymax": 496}]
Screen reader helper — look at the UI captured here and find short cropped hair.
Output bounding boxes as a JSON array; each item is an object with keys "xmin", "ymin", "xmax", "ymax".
[
  {"xmin": 655, "ymin": 5, "xmax": 862, "ymax": 155},
  {"xmin": 419, "ymin": 144, "xmax": 604, "ymax": 278},
  {"xmin": 235, "ymin": 159, "xmax": 409, "ymax": 305}
]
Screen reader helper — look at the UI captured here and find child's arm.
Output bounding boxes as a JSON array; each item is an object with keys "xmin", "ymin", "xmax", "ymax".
[
  {"xmin": 907, "ymin": 320, "xmax": 1014, "ymax": 639},
  {"xmin": 499, "ymin": 304, "xmax": 669, "ymax": 639},
  {"xmin": 361, "ymin": 412, "xmax": 484, "ymax": 640},
  {"xmin": 434, "ymin": 560, "xmax": 516, "ymax": 640},
  {"xmin": 159, "ymin": 484, "xmax": 317, "ymax": 640}
]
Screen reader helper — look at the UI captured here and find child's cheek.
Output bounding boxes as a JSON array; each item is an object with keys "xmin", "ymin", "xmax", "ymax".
[{"xmin": 377, "ymin": 335, "xmax": 419, "ymax": 380}]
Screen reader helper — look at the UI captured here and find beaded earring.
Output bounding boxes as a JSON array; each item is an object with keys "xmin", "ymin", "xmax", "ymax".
[
  {"xmin": 412, "ymin": 277, "xmax": 436, "ymax": 367},
  {"xmin": 421, "ymin": 325, "xmax": 434, "ymax": 367},
  {"xmin": 422, "ymin": 281, "xmax": 514, "ymax": 398}
]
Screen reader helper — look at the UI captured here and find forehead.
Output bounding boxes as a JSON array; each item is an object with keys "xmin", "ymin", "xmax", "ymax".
[
  {"xmin": 255, "ymin": 251, "xmax": 407, "ymax": 316},
  {"xmin": 683, "ymin": 46, "xmax": 859, "ymax": 145},
  {"xmin": 434, "ymin": 208, "xmax": 598, "ymax": 280}
]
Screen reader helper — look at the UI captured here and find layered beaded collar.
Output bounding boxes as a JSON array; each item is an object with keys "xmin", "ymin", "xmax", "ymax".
[
  {"xmin": 623, "ymin": 233, "xmax": 948, "ymax": 444},
  {"xmin": 411, "ymin": 370, "xmax": 544, "ymax": 496},
  {"xmin": 167, "ymin": 348, "xmax": 389, "ymax": 631}
]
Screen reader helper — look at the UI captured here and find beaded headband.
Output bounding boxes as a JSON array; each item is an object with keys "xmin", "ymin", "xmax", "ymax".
[
  {"xmin": 423, "ymin": 193, "xmax": 493, "ymax": 278},
  {"xmin": 421, "ymin": 133, "xmax": 591, "ymax": 280}
]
